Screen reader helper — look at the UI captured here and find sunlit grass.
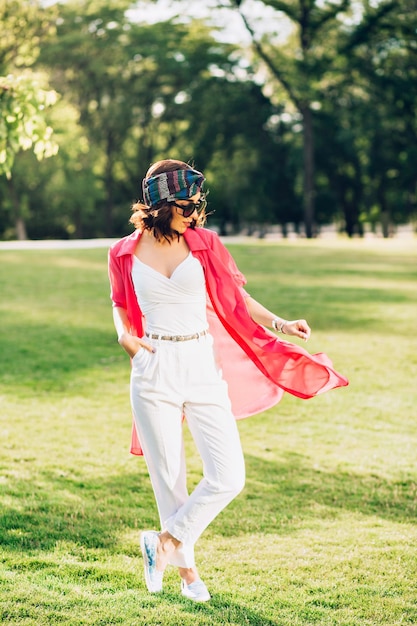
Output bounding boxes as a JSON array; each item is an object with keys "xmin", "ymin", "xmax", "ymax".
[{"xmin": 1, "ymin": 238, "xmax": 416, "ymax": 625}]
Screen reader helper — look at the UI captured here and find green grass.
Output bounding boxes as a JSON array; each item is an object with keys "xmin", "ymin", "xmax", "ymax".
[{"xmin": 1, "ymin": 237, "xmax": 416, "ymax": 625}]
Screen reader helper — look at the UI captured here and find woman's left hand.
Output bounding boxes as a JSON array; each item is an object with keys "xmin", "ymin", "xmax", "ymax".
[{"xmin": 282, "ymin": 319, "xmax": 311, "ymax": 342}]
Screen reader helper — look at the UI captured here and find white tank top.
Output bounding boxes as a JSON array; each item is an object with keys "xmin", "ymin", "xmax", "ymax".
[{"xmin": 131, "ymin": 252, "xmax": 208, "ymax": 335}]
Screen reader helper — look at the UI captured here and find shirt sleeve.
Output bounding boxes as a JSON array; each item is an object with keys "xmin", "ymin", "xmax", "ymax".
[
  {"xmin": 108, "ymin": 246, "xmax": 127, "ymax": 310},
  {"xmin": 210, "ymin": 231, "xmax": 250, "ymax": 297}
]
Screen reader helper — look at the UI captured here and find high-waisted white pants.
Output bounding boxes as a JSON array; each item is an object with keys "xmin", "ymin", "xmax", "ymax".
[{"xmin": 130, "ymin": 332, "xmax": 246, "ymax": 568}]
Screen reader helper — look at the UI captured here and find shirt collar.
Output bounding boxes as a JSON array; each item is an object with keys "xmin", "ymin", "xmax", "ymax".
[
  {"xmin": 115, "ymin": 229, "xmax": 142, "ymax": 257},
  {"xmin": 183, "ymin": 228, "xmax": 209, "ymax": 251}
]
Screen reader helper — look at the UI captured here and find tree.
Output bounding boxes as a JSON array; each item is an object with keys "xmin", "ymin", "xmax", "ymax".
[
  {"xmin": 177, "ymin": 75, "xmax": 302, "ymax": 234},
  {"xmin": 0, "ymin": 0, "xmax": 56, "ymax": 74},
  {"xmin": 220, "ymin": 0, "xmax": 351, "ymax": 237},
  {"xmin": 39, "ymin": 0, "xmax": 141, "ymax": 235},
  {"xmin": 0, "ymin": 73, "xmax": 58, "ymax": 238},
  {"xmin": 40, "ymin": 2, "xmax": 281, "ymax": 236},
  {"xmin": 40, "ymin": 2, "xmax": 242, "ymax": 235},
  {"xmin": 0, "ymin": 74, "xmax": 58, "ymax": 179},
  {"xmin": 7, "ymin": 97, "xmax": 104, "ymax": 240},
  {"xmin": 0, "ymin": 0, "xmax": 59, "ymax": 239},
  {"xmin": 340, "ymin": 0, "xmax": 417, "ymax": 236}
]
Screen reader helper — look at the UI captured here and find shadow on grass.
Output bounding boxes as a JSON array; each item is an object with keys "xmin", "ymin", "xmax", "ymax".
[
  {"xmin": 1, "ymin": 454, "xmax": 416, "ymax": 625},
  {"xmin": 0, "ymin": 470, "xmax": 154, "ymax": 552},
  {"xmin": 1, "ymin": 453, "xmax": 416, "ymax": 555},
  {"xmin": 155, "ymin": 592, "xmax": 281, "ymax": 626},
  {"xmin": 216, "ymin": 452, "xmax": 417, "ymax": 536},
  {"xmin": 0, "ymin": 319, "xmax": 119, "ymax": 393}
]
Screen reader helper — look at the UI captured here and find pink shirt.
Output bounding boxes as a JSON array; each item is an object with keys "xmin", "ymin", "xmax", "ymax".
[{"xmin": 108, "ymin": 227, "xmax": 348, "ymax": 455}]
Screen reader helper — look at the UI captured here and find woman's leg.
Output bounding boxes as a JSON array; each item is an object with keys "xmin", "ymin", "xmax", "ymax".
[
  {"xmin": 163, "ymin": 335, "xmax": 246, "ymax": 552},
  {"xmin": 131, "ymin": 336, "xmax": 245, "ymax": 576},
  {"xmin": 130, "ymin": 343, "xmax": 197, "ymax": 569},
  {"xmin": 163, "ymin": 392, "xmax": 246, "ymax": 550}
]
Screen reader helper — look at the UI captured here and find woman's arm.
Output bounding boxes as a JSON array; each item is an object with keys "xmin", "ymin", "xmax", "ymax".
[
  {"xmin": 244, "ymin": 296, "xmax": 311, "ymax": 342},
  {"xmin": 209, "ymin": 233, "xmax": 310, "ymax": 341},
  {"xmin": 112, "ymin": 306, "xmax": 154, "ymax": 357}
]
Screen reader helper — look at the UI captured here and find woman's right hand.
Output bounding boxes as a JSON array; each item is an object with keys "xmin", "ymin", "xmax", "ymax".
[{"xmin": 118, "ymin": 332, "xmax": 154, "ymax": 358}]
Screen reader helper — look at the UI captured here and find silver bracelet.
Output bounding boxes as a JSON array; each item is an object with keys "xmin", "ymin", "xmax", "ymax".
[{"xmin": 272, "ymin": 318, "xmax": 287, "ymax": 333}]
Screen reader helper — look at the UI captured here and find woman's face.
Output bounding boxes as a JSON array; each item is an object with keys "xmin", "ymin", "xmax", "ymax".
[{"xmin": 169, "ymin": 192, "xmax": 201, "ymax": 234}]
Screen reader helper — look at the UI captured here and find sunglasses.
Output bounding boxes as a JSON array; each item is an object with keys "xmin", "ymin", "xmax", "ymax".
[{"xmin": 170, "ymin": 194, "xmax": 207, "ymax": 218}]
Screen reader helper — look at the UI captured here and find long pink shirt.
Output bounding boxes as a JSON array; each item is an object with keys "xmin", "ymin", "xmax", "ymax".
[{"xmin": 108, "ymin": 227, "xmax": 349, "ymax": 455}]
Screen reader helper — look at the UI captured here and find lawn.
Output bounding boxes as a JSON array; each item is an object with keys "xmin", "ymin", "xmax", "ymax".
[{"xmin": 0, "ymin": 236, "xmax": 416, "ymax": 625}]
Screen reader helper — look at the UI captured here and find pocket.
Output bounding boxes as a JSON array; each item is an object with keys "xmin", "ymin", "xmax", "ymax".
[
  {"xmin": 132, "ymin": 347, "xmax": 146, "ymax": 363},
  {"xmin": 132, "ymin": 346, "xmax": 151, "ymax": 369},
  {"xmin": 131, "ymin": 346, "xmax": 158, "ymax": 380}
]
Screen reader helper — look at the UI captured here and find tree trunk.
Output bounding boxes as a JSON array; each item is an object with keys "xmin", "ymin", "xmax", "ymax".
[
  {"xmin": 8, "ymin": 178, "xmax": 28, "ymax": 240},
  {"xmin": 377, "ymin": 178, "xmax": 391, "ymax": 238},
  {"xmin": 104, "ymin": 134, "xmax": 115, "ymax": 237},
  {"xmin": 381, "ymin": 211, "xmax": 390, "ymax": 238},
  {"xmin": 338, "ymin": 181, "xmax": 362, "ymax": 237},
  {"xmin": 301, "ymin": 103, "xmax": 315, "ymax": 238}
]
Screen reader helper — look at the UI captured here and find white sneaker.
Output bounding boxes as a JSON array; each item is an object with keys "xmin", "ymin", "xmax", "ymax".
[
  {"xmin": 181, "ymin": 578, "xmax": 211, "ymax": 602},
  {"xmin": 140, "ymin": 531, "xmax": 163, "ymax": 593}
]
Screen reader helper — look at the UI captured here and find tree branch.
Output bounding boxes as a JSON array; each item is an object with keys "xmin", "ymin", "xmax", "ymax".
[
  {"xmin": 341, "ymin": 0, "xmax": 397, "ymax": 53},
  {"xmin": 311, "ymin": 0, "xmax": 350, "ymax": 32},
  {"xmin": 234, "ymin": 4, "xmax": 301, "ymax": 107}
]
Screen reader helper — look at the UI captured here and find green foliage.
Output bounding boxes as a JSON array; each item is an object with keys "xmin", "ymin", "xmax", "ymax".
[
  {"xmin": 0, "ymin": 0, "xmax": 416, "ymax": 239},
  {"xmin": 312, "ymin": 0, "xmax": 417, "ymax": 235},
  {"xmin": 39, "ymin": 6, "xmax": 240, "ymax": 234},
  {"xmin": 6, "ymin": 100, "xmax": 103, "ymax": 240},
  {"xmin": 0, "ymin": 73, "xmax": 59, "ymax": 178},
  {"xmin": 0, "ymin": 0, "xmax": 60, "ymax": 239},
  {"xmin": 0, "ymin": 239, "xmax": 417, "ymax": 624},
  {"xmin": 0, "ymin": 0, "xmax": 57, "ymax": 73}
]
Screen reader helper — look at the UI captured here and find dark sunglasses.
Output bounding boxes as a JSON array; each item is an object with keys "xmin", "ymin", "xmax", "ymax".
[{"xmin": 170, "ymin": 194, "xmax": 207, "ymax": 218}]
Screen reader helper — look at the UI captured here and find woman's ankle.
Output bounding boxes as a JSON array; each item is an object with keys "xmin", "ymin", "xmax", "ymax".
[
  {"xmin": 156, "ymin": 531, "xmax": 180, "ymax": 570},
  {"xmin": 179, "ymin": 566, "xmax": 199, "ymax": 585},
  {"xmin": 159, "ymin": 531, "xmax": 180, "ymax": 554}
]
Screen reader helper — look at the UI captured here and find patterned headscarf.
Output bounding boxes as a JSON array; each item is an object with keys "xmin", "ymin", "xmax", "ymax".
[{"xmin": 142, "ymin": 168, "xmax": 205, "ymax": 206}]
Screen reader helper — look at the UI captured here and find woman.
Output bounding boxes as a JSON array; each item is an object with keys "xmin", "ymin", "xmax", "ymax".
[{"xmin": 108, "ymin": 159, "xmax": 348, "ymax": 602}]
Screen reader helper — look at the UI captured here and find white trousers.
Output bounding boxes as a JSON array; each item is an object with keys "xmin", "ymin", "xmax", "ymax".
[{"xmin": 130, "ymin": 332, "xmax": 246, "ymax": 568}]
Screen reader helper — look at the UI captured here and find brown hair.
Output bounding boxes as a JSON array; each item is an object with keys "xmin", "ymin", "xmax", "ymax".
[{"xmin": 130, "ymin": 159, "xmax": 207, "ymax": 241}]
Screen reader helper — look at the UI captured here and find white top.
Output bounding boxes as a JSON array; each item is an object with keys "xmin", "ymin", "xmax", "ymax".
[{"xmin": 131, "ymin": 252, "xmax": 208, "ymax": 335}]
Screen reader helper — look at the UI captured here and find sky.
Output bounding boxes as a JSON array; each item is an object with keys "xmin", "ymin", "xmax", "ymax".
[
  {"xmin": 38, "ymin": 0, "xmax": 295, "ymax": 45},
  {"xmin": 41, "ymin": 0, "xmax": 363, "ymax": 41},
  {"xmin": 127, "ymin": 0, "xmax": 293, "ymax": 45}
]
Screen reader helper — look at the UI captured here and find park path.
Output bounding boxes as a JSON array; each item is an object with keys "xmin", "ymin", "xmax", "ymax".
[
  {"xmin": 0, "ymin": 238, "xmax": 118, "ymax": 250},
  {"xmin": 0, "ymin": 236, "xmax": 253, "ymax": 250}
]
